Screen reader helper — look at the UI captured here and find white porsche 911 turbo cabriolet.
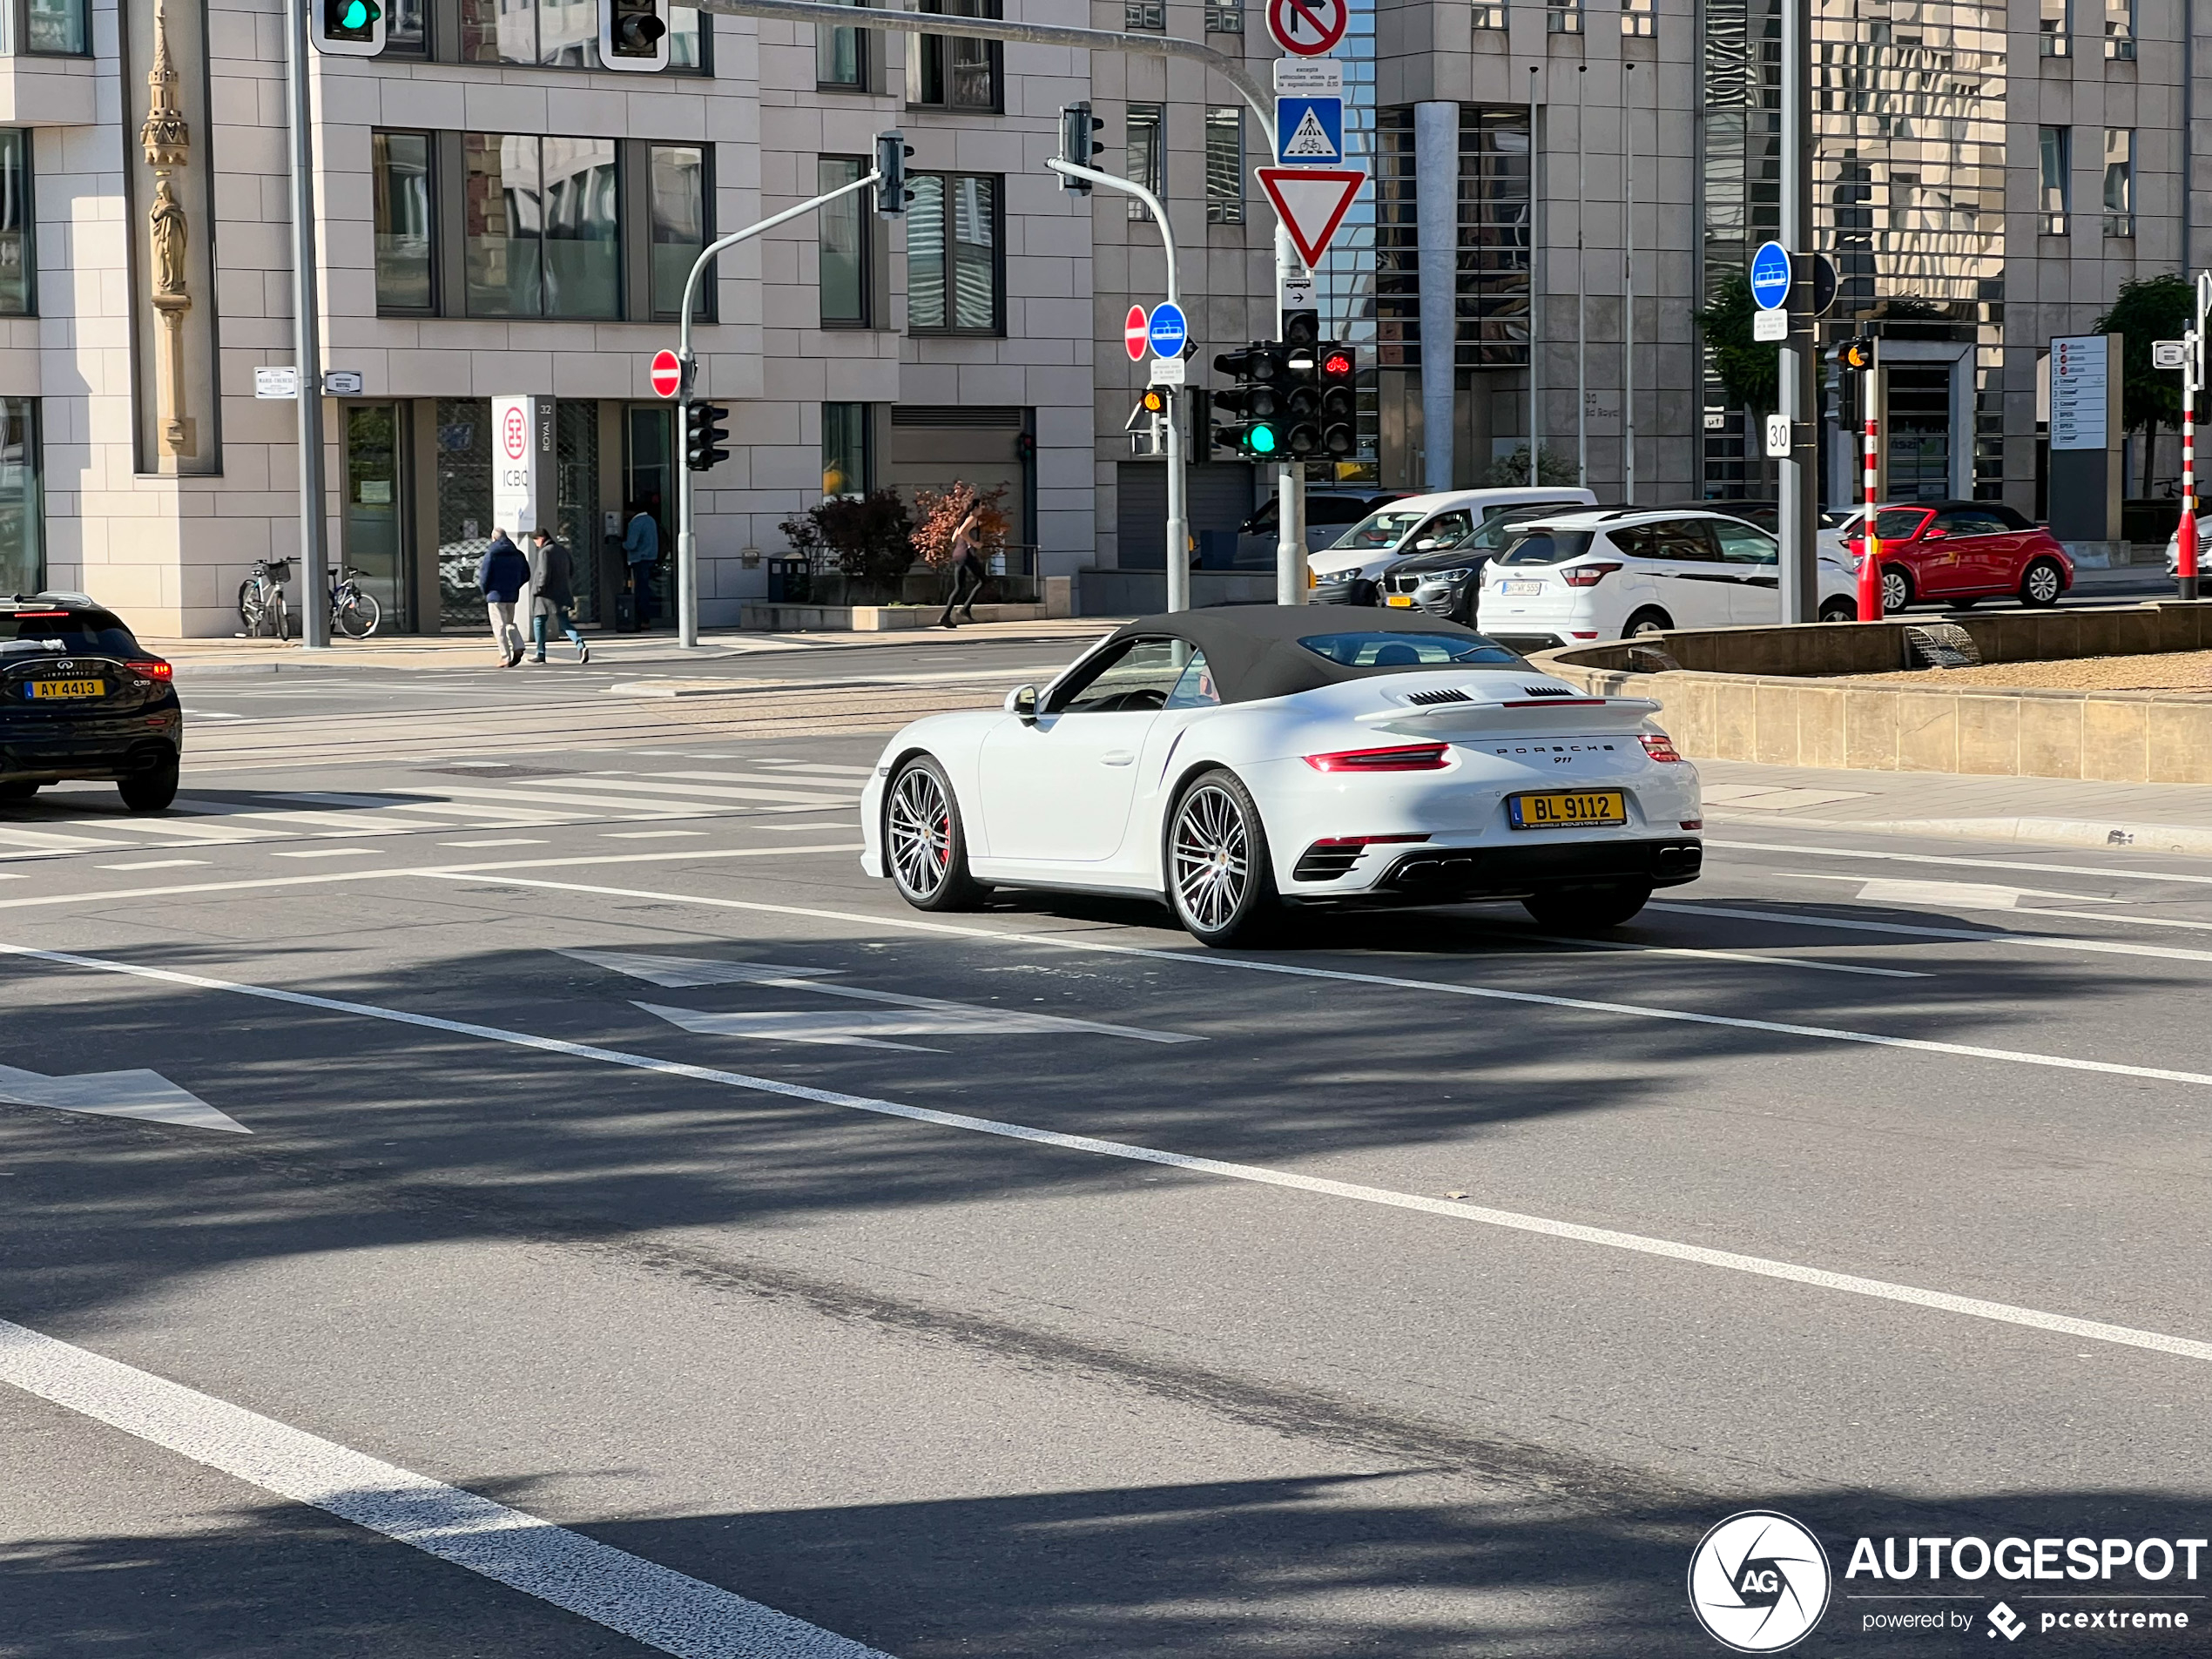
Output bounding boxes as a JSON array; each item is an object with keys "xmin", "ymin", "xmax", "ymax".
[{"xmin": 860, "ymin": 608, "xmax": 1703, "ymax": 947}]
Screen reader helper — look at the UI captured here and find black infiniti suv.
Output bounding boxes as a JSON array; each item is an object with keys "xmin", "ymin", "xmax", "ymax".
[{"xmin": 1, "ymin": 593, "xmax": 181, "ymax": 812}]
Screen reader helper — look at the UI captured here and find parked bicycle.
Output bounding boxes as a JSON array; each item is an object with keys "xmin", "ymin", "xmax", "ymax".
[
  {"xmin": 237, "ymin": 557, "xmax": 293, "ymax": 639},
  {"xmin": 330, "ymin": 564, "xmax": 381, "ymax": 638}
]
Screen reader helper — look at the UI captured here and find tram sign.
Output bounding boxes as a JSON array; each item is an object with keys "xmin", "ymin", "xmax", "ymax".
[
  {"xmin": 649, "ymin": 349, "xmax": 684, "ymax": 398},
  {"xmin": 1147, "ymin": 301, "xmax": 1188, "ymax": 359},
  {"xmin": 1266, "ymin": 0, "xmax": 1346, "ymax": 57},
  {"xmin": 1750, "ymin": 240, "xmax": 1792, "ymax": 311}
]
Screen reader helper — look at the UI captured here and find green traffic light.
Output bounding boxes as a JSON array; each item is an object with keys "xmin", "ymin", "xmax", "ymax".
[
  {"xmin": 1247, "ymin": 425, "xmax": 1278, "ymax": 455},
  {"xmin": 340, "ymin": 0, "xmax": 368, "ymax": 26}
]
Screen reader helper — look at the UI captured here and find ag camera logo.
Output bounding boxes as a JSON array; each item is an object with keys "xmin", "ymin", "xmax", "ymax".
[{"xmin": 1689, "ymin": 1511, "xmax": 1832, "ymax": 1652}]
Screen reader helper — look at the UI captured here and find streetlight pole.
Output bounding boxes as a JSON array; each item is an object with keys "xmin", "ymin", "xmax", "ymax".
[
  {"xmin": 668, "ymin": 165, "xmax": 885, "ymax": 648},
  {"xmin": 285, "ymin": 0, "xmax": 329, "ymax": 649}
]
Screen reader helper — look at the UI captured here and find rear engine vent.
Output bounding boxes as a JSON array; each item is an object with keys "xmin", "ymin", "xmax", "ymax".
[
  {"xmin": 1293, "ymin": 844, "xmax": 1366, "ymax": 881},
  {"xmin": 1403, "ymin": 687, "xmax": 1471, "ymax": 706},
  {"xmin": 1521, "ymin": 685, "xmax": 1574, "ymax": 698}
]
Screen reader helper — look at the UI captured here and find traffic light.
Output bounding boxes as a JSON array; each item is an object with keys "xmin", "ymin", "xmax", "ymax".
[
  {"xmin": 875, "ymin": 131, "xmax": 915, "ymax": 218},
  {"xmin": 1318, "ymin": 343, "xmax": 1357, "ymax": 457},
  {"xmin": 685, "ymin": 403, "xmax": 730, "ymax": 473},
  {"xmin": 1838, "ymin": 336, "xmax": 1876, "ymax": 372},
  {"xmin": 597, "ymin": 0, "xmax": 668, "ymax": 71},
  {"xmin": 1280, "ymin": 308, "xmax": 1320, "ymax": 351},
  {"xmin": 312, "ymin": 0, "xmax": 383, "ymax": 56},
  {"xmin": 1212, "ymin": 343, "xmax": 1289, "ymax": 458},
  {"xmin": 1058, "ymin": 104, "xmax": 1109, "ymax": 192},
  {"xmin": 1127, "ymin": 386, "xmax": 1171, "ymax": 456},
  {"xmin": 1282, "ymin": 347, "xmax": 1322, "ymax": 458}
]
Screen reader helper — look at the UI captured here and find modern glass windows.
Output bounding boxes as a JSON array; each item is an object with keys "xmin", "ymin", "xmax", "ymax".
[
  {"xmin": 818, "ymin": 0, "xmax": 865, "ymax": 84},
  {"xmin": 0, "ymin": 399, "xmax": 39, "ymax": 597},
  {"xmin": 373, "ymin": 131, "xmax": 435, "ymax": 313},
  {"xmin": 343, "ymin": 404, "xmax": 409, "ymax": 632},
  {"xmin": 23, "ymin": 0, "xmax": 84, "ymax": 54},
  {"xmin": 2039, "ymin": 126, "xmax": 2070, "ymax": 235},
  {"xmin": 912, "ymin": 0, "xmax": 999, "ymax": 110},
  {"xmin": 459, "ymin": 0, "xmax": 700, "ymax": 67},
  {"xmin": 465, "ymin": 134, "xmax": 617, "ymax": 318},
  {"xmin": 1205, "ymin": 107, "xmax": 1244, "ymax": 224},
  {"xmin": 1124, "ymin": 0, "xmax": 1166, "ymax": 26},
  {"xmin": 2105, "ymin": 0, "xmax": 2134, "ymax": 55},
  {"xmin": 2103, "ymin": 128, "xmax": 2134, "ymax": 238},
  {"xmin": 0, "ymin": 133, "xmax": 31, "ymax": 317},
  {"xmin": 907, "ymin": 173, "xmax": 1001, "ymax": 334},
  {"xmin": 1377, "ymin": 106, "xmax": 1532, "ymax": 371},
  {"xmin": 1125, "ymin": 103, "xmax": 1163, "ymax": 220},
  {"xmin": 383, "ymin": 0, "xmax": 428, "ymax": 52},
  {"xmin": 650, "ymin": 143, "xmax": 707, "ymax": 320},
  {"xmin": 818, "ymin": 157, "xmax": 869, "ymax": 327},
  {"xmin": 822, "ymin": 403, "xmax": 870, "ymax": 496}
]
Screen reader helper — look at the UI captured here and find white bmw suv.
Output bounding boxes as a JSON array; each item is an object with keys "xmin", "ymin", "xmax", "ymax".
[{"xmin": 1475, "ymin": 509, "xmax": 1859, "ymax": 651}]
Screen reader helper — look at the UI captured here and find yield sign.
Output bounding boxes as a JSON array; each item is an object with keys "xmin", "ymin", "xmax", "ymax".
[
  {"xmin": 649, "ymin": 348, "xmax": 683, "ymax": 399},
  {"xmin": 1123, "ymin": 305, "xmax": 1149, "ymax": 362},
  {"xmin": 1256, "ymin": 166, "xmax": 1366, "ymax": 269}
]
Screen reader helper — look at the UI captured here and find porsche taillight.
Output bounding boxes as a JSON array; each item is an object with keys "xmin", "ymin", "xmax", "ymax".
[
  {"xmin": 1639, "ymin": 732, "xmax": 1684, "ymax": 763},
  {"xmin": 1302, "ymin": 744, "xmax": 1452, "ymax": 772}
]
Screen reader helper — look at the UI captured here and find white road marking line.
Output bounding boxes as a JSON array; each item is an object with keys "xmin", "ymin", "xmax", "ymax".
[
  {"xmin": 0, "ymin": 1063, "xmax": 246, "ymax": 1133},
  {"xmin": 0, "ymin": 844, "xmax": 864, "ymax": 910},
  {"xmin": 1651, "ymin": 902, "xmax": 2212, "ymax": 967},
  {"xmin": 559, "ymin": 950, "xmax": 838, "ymax": 988},
  {"xmin": 753, "ymin": 762, "xmax": 877, "ymax": 777},
  {"xmin": 419, "ymin": 784, "xmax": 711, "ymax": 819},
  {"xmin": 6, "ymin": 941, "xmax": 2210, "ymax": 1370},
  {"xmin": 638, "ymin": 1004, "xmax": 943, "ymax": 1051},
  {"xmin": 0, "ymin": 1318, "xmax": 892, "ymax": 1659},
  {"xmin": 603, "ymin": 831, "xmax": 706, "ymax": 840},
  {"xmin": 95, "ymin": 859, "xmax": 208, "ymax": 871},
  {"xmin": 1512, "ymin": 930, "xmax": 1931, "ymax": 979},
  {"xmin": 615, "ymin": 770, "xmax": 864, "ymax": 796},
  {"xmin": 415, "ymin": 874, "xmax": 2212, "ymax": 1090},
  {"xmin": 1713, "ymin": 839, "xmax": 2212, "ymax": 887},
  {"xmin": 438, "ymin": 839, "xmax": 547, "ymax": 847},
  {"xmin": 269, "ymin": 848, "xmax": 383, "ymax": 860},
  {"xmin": 0, "ymin": 826, "xmax": 135, "ymax": 851},
  {"xmin": 514, "ymin": 776, "xmax": 842, "ymax": 808}
]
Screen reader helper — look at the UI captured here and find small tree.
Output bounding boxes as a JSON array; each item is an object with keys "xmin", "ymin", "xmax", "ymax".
[
  {"xmin": 779, "ymin": 489, "xmax": 914, "ymax": 595},
  {"xmin": 1480, "ymin": 446, "xmax": 1580, "ymax": 488},
  {"xmin": 2095, "ymin": 273, "xmax": 2192, "ymax": 496},
  {"xmin": 1691, "ymin": 267, "xmax": 1779, "ymax": 416},
  {"xmin": 912, "ymin": 482, "xmax": 1011, "ymax": 569}
]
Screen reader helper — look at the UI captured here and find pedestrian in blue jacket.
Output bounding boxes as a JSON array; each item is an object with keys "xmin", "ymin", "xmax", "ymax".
[{"xmin": 478, "ymin": 529, "xmax": 529, "ymax": 667}]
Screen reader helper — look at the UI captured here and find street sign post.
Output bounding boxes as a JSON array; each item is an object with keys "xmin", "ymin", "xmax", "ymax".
[
  {"xmin": 1124, "ymin": 305, "xmax": 1150, "ymax": 361},
  {"xmin": 1276, "ymin": 96, "xmax": 1344, "ymax": 165},
  {"xmin": 1256, "ymin": 167, "xmax": 1365, "ymax": 269},
  {"xmin": 1750, "ymin": 240, "xmax": 1791, "ymax": 312},
  {"xmin": 649, "ymin": 349, "xmax": 683, "ymax": 398},
  {"xmin": 1265, "ymin": 0, "xmax": 1345, "ymax": 55},
  {"xmin": 1147, "ymin": 301, "xmax": 1188, "ymax": 360}
]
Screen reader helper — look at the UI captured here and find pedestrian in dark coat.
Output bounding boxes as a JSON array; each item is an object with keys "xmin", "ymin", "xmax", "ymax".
[
  {"xmin": 478, "ymin": 529, "xmax": 529, "ymax": 666},
  {"xmin": 527, "ymin": 529, "xmax": 590, "ymax": 664}
]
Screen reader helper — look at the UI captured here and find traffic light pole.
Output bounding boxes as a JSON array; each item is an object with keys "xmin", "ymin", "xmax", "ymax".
[
  {"xmin": 287, "ymin": 0, "xmax": 331, "ymax": 649},
  {"xmin": 669, "ymin": 165, "xmax": 883, "ymax": 648},
  {"xmin": 1048, "ymin": 158, "xmax": 1187, "ymax": 612},
  {"xmin": 1776, "ymin": 0, "xmax": 1819, "ymax": 624}
]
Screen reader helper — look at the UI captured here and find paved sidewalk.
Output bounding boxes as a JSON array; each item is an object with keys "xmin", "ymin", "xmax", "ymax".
[{"xmin": 1697, "ymin": 755, "xmax": 2212, "ymax": 854}]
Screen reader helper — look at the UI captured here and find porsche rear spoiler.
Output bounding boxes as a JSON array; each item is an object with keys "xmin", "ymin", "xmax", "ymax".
[{"xmin": 1353, "ymin": 691, "xmax": 1662, "ymax": 736}]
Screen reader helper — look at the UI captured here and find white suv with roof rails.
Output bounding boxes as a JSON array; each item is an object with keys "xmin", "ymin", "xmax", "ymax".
[
  {"xmin": 1474, "ymin": 508, "xmax": 1859, "ymax": 651},
  {"xmin": 1307, "ymin": 486, "xmax": 1597, "ymax": 604}
]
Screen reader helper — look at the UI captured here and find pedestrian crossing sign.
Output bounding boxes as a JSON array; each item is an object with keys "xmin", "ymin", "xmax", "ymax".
[{"xmin": 1275, "ymin": 96, "xmax": 1344, "ymax": 166}]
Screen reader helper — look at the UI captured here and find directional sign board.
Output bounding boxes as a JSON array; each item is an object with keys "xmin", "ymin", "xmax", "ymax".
[
  {"xmin": 1272, "ymin": 56, "xmax": 1343, "ymax": 95},
  {"xmin": 1256, "ymin": 167, "xmax": 1366, "ymax": 269},
  {"xmin": 1276, "ymin": 96, "xmax": 1344, "ymax": 165},
  {"xmin": 649, "ymin": 348, "xmax": 683, "ymax": 398},
  {"xmin": 1147, "ymin": 301, "xmax": 1188, "ymax": 360},
  {"xmin": 1267, "ymin": 0, "xmax": 1346, "ymax": 56},
  {"xmin": 1124, "ymin": 305, "xmax": 1149, "ymax": 362},
  {"xmin": 1750, "ymin": 240, "xmax": 1792, "ymax": 311},
  {"xmin": 1752, "ymin": 308, "xmax": 1788, "ymax": 342}
]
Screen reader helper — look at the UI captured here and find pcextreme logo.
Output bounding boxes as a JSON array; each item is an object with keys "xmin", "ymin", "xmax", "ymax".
[{"xmin": 1689, "ymin": 1511, "xmax": 1834, "ymax": 1652}]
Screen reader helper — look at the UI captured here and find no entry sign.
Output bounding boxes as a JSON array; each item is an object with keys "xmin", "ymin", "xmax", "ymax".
[
  {"xmin": 1124, "ymin": 305, "xmax": 1149, "ymax": 362},
  {"xmin": 649, "ymin": 349, "xmax": 683, "ymax": 399},
  {"xmin": 1266, "ymin": 0, "xmax": 1345, "ymax": 57}
]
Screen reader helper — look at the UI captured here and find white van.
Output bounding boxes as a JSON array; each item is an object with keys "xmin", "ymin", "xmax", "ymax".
[{"xmin": 1308, "ymin": 486, "xmax": 1598, "ymax": 604}]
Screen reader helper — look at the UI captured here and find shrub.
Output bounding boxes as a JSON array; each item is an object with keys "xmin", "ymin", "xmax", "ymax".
[{"xmin": 912, "ymin": 482, "xmax": 1011, "ymax": 569}]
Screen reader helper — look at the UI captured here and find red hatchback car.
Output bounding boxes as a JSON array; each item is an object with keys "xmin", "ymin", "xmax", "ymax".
[{"xmin": 1845, "ymin": 501, "xmax": 2074, "ymax": 611}]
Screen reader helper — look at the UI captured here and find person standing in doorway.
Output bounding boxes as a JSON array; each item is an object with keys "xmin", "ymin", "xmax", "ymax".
[
  {"xmin": 478, "ymin": 528, "xmax": 529, "ymax": 667},
  {"xmin": 938, "ymin": 509, "xmax": 986, "ymax": 629},
  {"xmin": 528, "ymin": 527, "xmax": 590, "ymax": 664},
  {"xmin": 624, "ymin": 502, "xmax": 661, "ymax": 629}
]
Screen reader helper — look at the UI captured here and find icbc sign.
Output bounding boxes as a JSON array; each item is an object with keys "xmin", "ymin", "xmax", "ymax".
[{"xmin": 502, "ymin": 404, "xmax": 529, "ymax": 460}]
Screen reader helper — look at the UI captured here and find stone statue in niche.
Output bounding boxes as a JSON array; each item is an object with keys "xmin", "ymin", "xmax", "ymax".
[
  {"xmin": 149, "ymin": 175, "xmax": 187, "ymax": 299},
  {"xmin": 139, "ymin": 0, "xmax": 194, "ymax": 456}
]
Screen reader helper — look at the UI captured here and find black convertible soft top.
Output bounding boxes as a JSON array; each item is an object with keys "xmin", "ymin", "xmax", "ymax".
[{"xmin": 1089, "ymin": 607, "xmax": 1527, "ymax": 705}]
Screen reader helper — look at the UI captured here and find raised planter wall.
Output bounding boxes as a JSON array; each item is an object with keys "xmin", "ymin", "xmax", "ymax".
[{"xmin": 1530, "ymin": 602, "xmax": 2212, "ymax": 785}]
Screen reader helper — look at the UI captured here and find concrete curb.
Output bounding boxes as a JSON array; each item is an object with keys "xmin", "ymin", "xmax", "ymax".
[{"xmin": 1709, "ymin": 810, "xmax": 2212, "ymax": 856}]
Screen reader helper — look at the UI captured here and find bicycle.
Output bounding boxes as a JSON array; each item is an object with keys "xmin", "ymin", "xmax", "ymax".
[
  {"xmin": 237, "ymin": 557, "xmax": 293, "ymax": 639},
  {"xmin": 331, "ymin": 564, "xmax": 381, "ymax": 638}
]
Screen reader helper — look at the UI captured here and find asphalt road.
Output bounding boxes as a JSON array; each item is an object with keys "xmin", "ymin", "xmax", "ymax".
[{"xmin": 5, "ymin": 655, "xmax": 2212, "ymax": 1656}]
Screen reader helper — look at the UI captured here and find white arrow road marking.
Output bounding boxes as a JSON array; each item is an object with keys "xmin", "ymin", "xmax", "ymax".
[
  {"xmin": 0, "ymin": 1063, "xmax": 247, "ymax": 1133},
  {"xmin": 566, "ymin": 948, "xmax": 1203, "ymax": 1045},
  {"xmin": 8, "ymin": 942, "xmax": 2212, "ymax": 1369},
  {"xmin": 1782, "ymin": 875, "xmax": 2122, "ymax": 911},
  {"xmin": 0, "ymin": 1318, "xmax": 893, "ymax": 1659}
]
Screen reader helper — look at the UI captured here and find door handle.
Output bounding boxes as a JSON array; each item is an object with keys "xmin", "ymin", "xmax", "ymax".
[{"xmin": 1101, "ymin": 750, "xmax": 1136, "ymax": 766}]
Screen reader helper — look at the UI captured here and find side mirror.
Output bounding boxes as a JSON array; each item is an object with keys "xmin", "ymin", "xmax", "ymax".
[
  {"xmin": 1007, "ymin": 685, "xmax": 1039, "ymax": 724},
  {"xmin": 1922, "ymin": 528, "xmax": 1947, "ymax": 541}
]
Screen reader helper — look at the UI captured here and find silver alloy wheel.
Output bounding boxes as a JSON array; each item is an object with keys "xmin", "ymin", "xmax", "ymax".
[
  {"xmin": 887, "ymin": 765, "xmax": 953, "ymax": 900},
  {"xmin": 2025, "ymin": 561, "xmax": 2061, "ymax": 604},
  {"xmin": 1881, "ymin": 570, "xmax": 1910, "ymax": 613},
  {"xmin": 1171, "ymin": 782, "xmax": 1251, "ymax": 933}
]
